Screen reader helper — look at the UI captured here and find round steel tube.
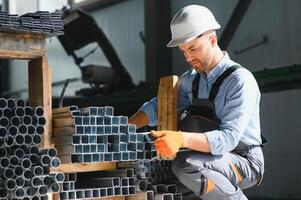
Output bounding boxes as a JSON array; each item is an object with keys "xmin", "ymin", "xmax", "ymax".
[
  {"xmin": 32, "ymin": 176, "xmax": 42, "ymax": 187},
  {"xmin": 4, "ymin": 168, "xmax": 14, "ymax": 179},
  {"xmin": 14, "ymin": 107, "xmax": 25, "ymax": 117},
  {"xmin": 41, "ymin": 155, "xmax": 51, "ymax": 166},
  {"xmin": 25, "ymin": 186, "xmax": 36, "ymax": 197},
  {"xmin": 49, "ymin": 182, "xmax": 60, "ymax": 193},
  {"xmin": 32, "ymin": 134, "xmax": 42, "ymax": 145},
  {"xmin": 27, "ymin": 124, "xmax": 36, "ymax": 135},
  {"xmin": 24, "ymin": 106, "xmax": 34, "ymax": 116},
  {"xmin": 0, "ymin": 157, "xmax": 10, "ymax": 168},
  {"xmin": 10, "ymin": 116, "xmax": 21, "ymax": 126},
  {"xmin": 29, "ymin": 146, "xmax": 39, "ymax": 155},
  {"xmin": 4, "ymin": 135, "xmax": 14, "ymax": 147},
  {"xmin": 0, "ymin": 147, "xmax": 7, "ymax": 157},
  {"xmin": 3, "ymin": 107, "xmax": 11, "ymax": 118},
  {"xmin": 22, "ymin": 115, "xmax": 32, "ymax": 125},
  {"xmin": 32, "ymin": 195, "xmax": 42, "ymax": 200},
  {"xmin": 5, "ymin": 179, "xmax": 16, "ymax": 190},
  {"xmin": 0, "ymin": 98, "xmax": 7, "ymax": 108},
  {"xmin": 0, "ymin": 188, "xmax": 8, "ymax": 198},
  {"xmin": 14, "ymin": 166, "xmax": 24, "ymax": 177},
  {"xmin": 36, "ymin": 125, "xmax": 45, "ymax": 135},
  {"xmin": 7, "ymin": 98, "xmax": 16, "ymax": 109},
  {"xmin": 39, "ymin": 148, "xmax": 57, "ymax": 157},
  {"xmin": 21, "ymin": 158, "xmax": 32, "ymax": 169},
  {"xmin": 38, "ymin": 185, "xmax": 48, "ymax": 196},
  {"xmin": 13, "ymin": 187, "xmax": 26, "ymax": 198},
  {"xmin": 51, "ymin": 157, "xmax": 61, "ymax": 168},
  {"xmin": 16, "ymin": 98, "xmax": 27, "ymax": 107},
  {"xmin": 40, "ymin": 195, "xmax": 48, "ymax": 200},
  {"xmin": 18, "ymin": 124, "xmax": 28, "ymax": 134},
  {"xmin": 32, "ymin": 166, "xmax": 43, "ymax": 176},
  {"xmin": 15, "ymin": 134, "xmax": 25, "ymax": 145},
  {"xmin": 14, "ymin": 148, "xmax": 25, "ymax": 159},
  {"xmin": 8, "ymin": 125, "xmax": 18, "ymax": 136},
  {"xmin": 0, "ymin": 117, "xmax": 9, "ymax": 127},
  {"xmin": 38, "ymin": 116, "xmax": 46, "ymax": 126},
  {"xmin": 29, "ymin": 154, "xmax": 40, "ymax": 165},
  {"xmin": 24, "ymin": 134, "xmax": 33, "ymax": 145},
  {"xmin": 16, "ymin": 176, "xmax": 25, "ymax": 187},
  {"xmin": 34, "ymin": 106, "xmax": 44, "ymax": 117},
  {"xmin": 9, "ymin": 155, "xmax": 19, "ymax": 167},
  {"xmin": 0, "ymin": 127, "xmax": 7, "ymax": 137},
  {"xmin": 23, "ymin": 169, "xmax": 33, "ymax": 180}
]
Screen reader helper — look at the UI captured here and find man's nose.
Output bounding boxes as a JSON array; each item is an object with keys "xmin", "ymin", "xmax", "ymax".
[{"xmin": 185, "ymin": 53, "xmax": 193, "ymax": 62}]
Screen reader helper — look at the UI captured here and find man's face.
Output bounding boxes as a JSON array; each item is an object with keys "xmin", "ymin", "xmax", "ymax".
[{"xmin": 179, "ymin": 34, "xmax": 214, "ymax": 73}]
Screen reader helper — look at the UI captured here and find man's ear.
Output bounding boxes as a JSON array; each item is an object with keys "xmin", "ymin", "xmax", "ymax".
[{"xmin": 209, "ymin": 34, "xmax": 217, "ymax": 47}]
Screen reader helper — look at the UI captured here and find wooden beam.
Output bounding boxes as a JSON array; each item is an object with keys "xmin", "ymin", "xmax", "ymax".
[
  {"xmin": 0, "ymin": 32, "xmax": 45, "ymax": 59},
  {"xmin": 28, "ymin": 56, "xmax": 52, "ymax": 148},
  {"xmin": 50, "ymin": 162, "xmax": 116, "ymax": 173},
  {"xmin": 157, "ymin": 76, "xmax": 178, "ymax": 131}
]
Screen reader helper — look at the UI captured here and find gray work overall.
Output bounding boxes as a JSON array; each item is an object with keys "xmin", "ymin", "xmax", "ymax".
[{"xmin": 174, "ymin": 66, "xmax": 264, "ymax": 200}]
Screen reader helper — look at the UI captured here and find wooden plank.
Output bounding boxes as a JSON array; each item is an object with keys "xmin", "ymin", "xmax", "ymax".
[
  {"xmin": 53, "ymin": 117, "xmax": 75, "ymax": 128},
  {"xmin": 126, "ymin": 191, "xmax": 154, "ymax": 200},
  {"xmin": 28, "ymin": 56, "xmax": 52, "ymax": 148},
  {"xmin": 50, "ymin": 162, "xmax": 116, "ymax": 173},
  {"xmin": 0, "ymin": 32, "xmax": 45, "ymax": 59},
  {"xmin": 53, "ymin": 106, "xmax": 78, "ymax": 114},
  {"xmin": 157, "ymin": 76, "xmax": 178, "ymax": 131},
  {"xmin": 53, "ymin": 127, "xmax": 75, "ymax": 137}
]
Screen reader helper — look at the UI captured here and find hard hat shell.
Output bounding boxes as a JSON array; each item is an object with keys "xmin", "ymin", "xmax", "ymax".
[{"xmin": 167, "ymin": 5, "xmax": 220, "ymax": 47}]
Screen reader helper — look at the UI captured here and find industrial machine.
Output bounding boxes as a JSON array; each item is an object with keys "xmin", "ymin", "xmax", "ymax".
[{"xmin": 57, "ymin": 7, "xmax": 135, "ymax": 96}]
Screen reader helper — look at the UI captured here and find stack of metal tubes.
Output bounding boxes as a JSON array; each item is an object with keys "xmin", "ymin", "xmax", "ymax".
[
  {"xmin": 0, "ymin": 98, "xmax": 62, "ymax": 200},
  {"xmin": 53, "ymin": 106, "xmax": 157, "ymax": 164},
  {"xmin": 59, "ymin": 169, "xmax": 137, "ymax": 199}
]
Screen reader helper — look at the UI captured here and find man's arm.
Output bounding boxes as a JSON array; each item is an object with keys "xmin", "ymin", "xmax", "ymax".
[
  {"xmin": 182, "ymin": 132, "xmax": 211, "ymax": 153},
  {"xmin": 129, "ymin": 111, "xmax": 149, "ymax": 129}
]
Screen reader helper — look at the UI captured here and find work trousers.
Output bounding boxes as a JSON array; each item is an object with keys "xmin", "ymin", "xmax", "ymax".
[{"xmin": 172, "ymin": 145, "xmax": 264, "ymax": 200}]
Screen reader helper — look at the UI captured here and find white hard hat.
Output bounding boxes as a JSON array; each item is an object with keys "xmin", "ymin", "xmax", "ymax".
[{"xmin": 167, "ymin": 5, "xmax": 220, "ymax": 47}]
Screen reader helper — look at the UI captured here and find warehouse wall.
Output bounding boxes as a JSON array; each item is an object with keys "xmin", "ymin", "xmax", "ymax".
[
  {"xmin": 172, "ymin": 0, "xmax": 301, "ymax": 199},
  {"xmin": 7, "ymin": 0, "xmax": 144, "ymax": 97}
]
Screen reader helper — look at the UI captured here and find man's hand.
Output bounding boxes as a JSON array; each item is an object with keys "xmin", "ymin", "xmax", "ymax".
[{"xmin": 151, "ymin": 130, "xmax": 184, "ymax": 157}]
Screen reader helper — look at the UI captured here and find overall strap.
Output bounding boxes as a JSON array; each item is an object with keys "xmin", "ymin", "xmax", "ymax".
[
  {"xmin": 191, "ymin": 65, "xmax": 241, "ymax": 100},
  {"xmin": 209, "ymin": 65, "xmax": 241, "ymax": 102}
]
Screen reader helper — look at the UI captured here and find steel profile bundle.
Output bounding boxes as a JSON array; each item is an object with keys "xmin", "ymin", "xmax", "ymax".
[
  {"xmin": 59, "ymin": 169, "xmax": 136, "ymax": 200},
  {"xmin": 0, "ymin": 98, "xmax": 62, "ymax": 200},
  {"xmin": 53, "ymin": 106, "xmax": 159, "ymax": 164},
  {"xmin": 0, "ymin": 11, "xmax": 63, "ymax": 37}
]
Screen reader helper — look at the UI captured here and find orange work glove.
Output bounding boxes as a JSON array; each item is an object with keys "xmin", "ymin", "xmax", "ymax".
[{"xmin": 151, "ymin": 130, "xmax": 184, "ymax": 157}]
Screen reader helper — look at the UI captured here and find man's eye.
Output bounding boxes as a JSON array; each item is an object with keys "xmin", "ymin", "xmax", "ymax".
[{"xmin": 190, "ymin": 48, "xmax": 196, "ymax": 52}]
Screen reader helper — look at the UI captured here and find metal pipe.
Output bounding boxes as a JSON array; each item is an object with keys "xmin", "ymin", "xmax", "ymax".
[
  {"xmin": 50, "ymin": 157, "xmax": 61, "ymax": 168},
  {"xmin": 25, "ymin": 186, "xmax": 37, "ymax": 197},
  {"xmin": 0, "ymin": 117, "xmax": 9, "ymax": 127},
  {"xmin": 0, "ymin": 157, "xmax": 10, "ymax": 168},
  {"xmin": 24, "ymin": 134, "xmax": 33, "ymax": 145},
  {"xmin": 27, "ymin": 124, "xmax": 36, "ymax": 135},
  {"xmin": 7, "ymin": 98, "xmax": 16, "ymax": 109},
  {"xmin": 29, "ymin": 146, "xmax": 39, "ymax": 155},
  {"xmin": 13, "ymin": 148, "xmax": 25, "ymax": 159},
  {"xmin": 11, "ymin": 116, "xmax": 21, "ymax": 126},
  {"xmin": 40, "ymin": 195, "xmax": 49, "ymax": 200},
  {"xmin": 0, "ymin": 98, "xmax": 8, "ymax": 108},
  {"xmin": 0, "ymin": 147, "xmax": 7, "ymax": 157},
  {"xmin": 21, "ymin": 158, "xmax": 32, "ymax": 169},
  {"xmin": 49, "ymin": 182, "xmax": 60, "ymax": 193},
  {"xmin": 24, "ymin": 106, "xmax": 34, "ymax": 116},
  {"xmin": 8, "ymin": 125, "xmax": 18, "ymax": 136},
  {"xmin": 32, "ymin": 166, "xmax": 44, "ymax": 176},
  {"xmin": 34, "ymin": 106, "xmax": 44, "ymax": 117},
  {"xmin": 16, "ymin": 98, "xmax": 27, "ymax": 107},
  {"xmin": 9, "ymin": 155, "xmax": 19, "ymax": 167},
  {"xmin": 38, "ymin": 185, "xmax": 48, "ymax": 196},
  {"xmin": 11, "ymin": 187, "xmax": 25, "ymax": 198},
  {"xmin": 41, "ymin": 155, "xmax": 51, "ymax": 166},
  {"xmin": 0, "ymin": 127, "xmax": 7, "ymax": 137},
  {"xmin": 38, "ymin": 116, "xmax": 46, "ymax": 125},
  {"xmin": 32, "ymin": 196, "xmax": 41, "ymax": 200},
  {"xmin": 3, "ymin": 107, "xmax": 11, "ymax": 118},
  {"xmin": 32, "ymin": 134, "xmax": 42, "ymax": 145},
  {"xmin": 0, "ymin": 188, "xmax": 8, "ymax": 198},
  {"xmin": 32, "ymin": 176, "xmax": 42, "ymax": 187},
  {"xmin": 13, "ymin": 107, "xmax": 25, "ymax": 117},
  {"xmin": 4, "ymin": 168, "xmax": 14, "ymax": 179},
  {"xmin": 18, "ymin": 124, "xmax": 28, "ymax": 134},
  {"xmin": 23, "ymin": 169, "xmax": 34, "ymax": 180},
  {"xmin": 5, "ymin": 179, "xmax": 16, "ymax": 190},
  {"xmin": 22, "ymin": 115, "xmax": 32, "ymax": 125},
  {"xmin": 15, "ymin": 134, "xmax": 25, "ymax": 145},
  {"xmin": 39, "ymin": 148, "xmax": 57, "ymax": 157},
  {"xmin": 16, "ymin": 176, "xmax": 25, "ymax": 187},
  {"xmin": 14, "ymin": 166, "xmax": 24, "ymax": 176},
  {"xmin": 36, "ymin": 125, "xmax": 45, "ymax": 135},
  {"xmin": 84, "ymin": 189, "xmax": 92, "ymax": 198}
]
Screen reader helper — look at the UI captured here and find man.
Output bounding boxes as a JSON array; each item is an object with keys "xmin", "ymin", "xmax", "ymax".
[{"xmin": 129, "ymin": 5, "xmax": 264, "ymax": 200}]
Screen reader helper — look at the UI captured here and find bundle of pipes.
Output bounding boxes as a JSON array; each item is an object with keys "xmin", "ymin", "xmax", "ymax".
[
  {"xmin": 59, "ymin": 169, "xmax": 137, "ymax": 200},
  {"xmin": 53, "ymin": 106, "xmax": 157, "ymax": 164},
  {"xmin": 117, "ymin": 160, "xmax": 182, "ymax": 200},
  {"xmin": 0, "ymin": 11, "xmax": 63, "ymax": 37},
  {"xmin": 0, "ymin": 98, "xmax": 62, "ymax": 200}
]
